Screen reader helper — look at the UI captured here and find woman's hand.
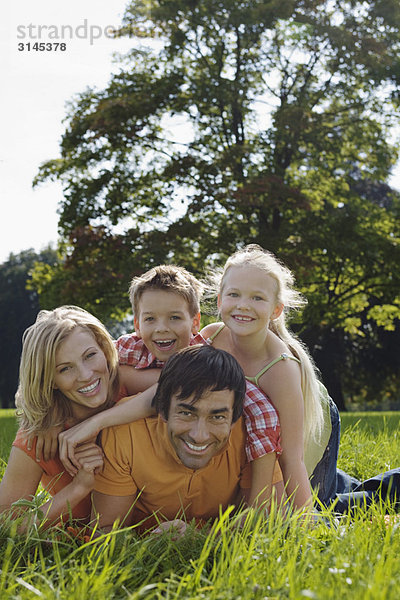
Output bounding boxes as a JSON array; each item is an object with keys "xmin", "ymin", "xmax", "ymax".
[{"xmin": 59, "ymin": 417, "xmax": 103, "ymax": 476}]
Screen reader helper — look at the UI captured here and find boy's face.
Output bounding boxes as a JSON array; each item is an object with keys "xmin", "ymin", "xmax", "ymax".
[{"xmin": 134, "ymin": 290, "xmax": 201, "ymax": 361}]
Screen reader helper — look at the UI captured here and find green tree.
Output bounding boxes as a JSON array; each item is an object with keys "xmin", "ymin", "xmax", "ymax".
[
  {"xmin": 32, "ymin": 0, "xmax": 400, "ymax": 407},
  {"xmin": 291, "ymin": 178, "xmax": 400, "ymax": 409},
  {"xmin": 0, "ymin": 248, "xmax": 59, "ymax": 408}
]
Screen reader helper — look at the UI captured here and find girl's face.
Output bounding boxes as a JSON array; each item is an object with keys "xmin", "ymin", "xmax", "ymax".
[
  {"xmin": 53, "ymin": 327, "xmax": 110, "ymax": 420},
  {"xmin": 218, "ymin": 266, "xmax": 283, "ymax": 336}
]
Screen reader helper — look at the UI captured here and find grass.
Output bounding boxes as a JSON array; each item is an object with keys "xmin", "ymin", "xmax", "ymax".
[
  {"xmin": 0, "ymin": 409, "xmax": 18, "ymax": 462},
  {"xmin": 1, "ymin": 409, "xmax": 400, "ymax": 599},
  {"xmin": 338, "ymin": 413, "xmax": 400, "ymax": 479}
]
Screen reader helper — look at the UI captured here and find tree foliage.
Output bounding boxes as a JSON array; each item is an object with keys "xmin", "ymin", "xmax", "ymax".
[
  {"xmin": 291, "ymin": 179, "xmax": 400, "ymax": 408},
  {"xmin": 32, "ymin": 0, "xmax": 400, "ymax": 407},
  {"xmin": 0, "ymin": 248, "xmax": 59, "ymax": 408}
]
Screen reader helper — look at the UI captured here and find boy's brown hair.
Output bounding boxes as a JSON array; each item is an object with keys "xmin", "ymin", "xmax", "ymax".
[{"xmin": 129, "ymin": 265, "xmax": 204, "ymax": 317}]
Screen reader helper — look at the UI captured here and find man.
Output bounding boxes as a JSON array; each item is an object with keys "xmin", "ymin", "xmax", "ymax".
[{"xmin": 92, "ymin": 345, "xmax": 279, "ymax": 532}]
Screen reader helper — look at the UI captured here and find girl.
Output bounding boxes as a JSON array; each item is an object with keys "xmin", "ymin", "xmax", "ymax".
[
  {"xmin": 201, "ymin": 244, "xmax": 340, "ymax": 512},
  {"xmin": 0, "ymin": 305, "xmax": 151, "ymax": 531}
]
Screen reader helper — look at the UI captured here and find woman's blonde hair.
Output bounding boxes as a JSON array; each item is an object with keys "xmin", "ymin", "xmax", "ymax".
[
  {"xmin": 208, "ymin": 244, "xmax": 323, "ymax": 445},
  {"xmin": 15, "ymin": 305, "xmax": 119, "ymax": 435}
]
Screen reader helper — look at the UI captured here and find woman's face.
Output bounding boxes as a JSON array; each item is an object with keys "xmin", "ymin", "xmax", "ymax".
[{"xmin": 53, "ymin": 327, "xmax": 110, "ymax": 420}]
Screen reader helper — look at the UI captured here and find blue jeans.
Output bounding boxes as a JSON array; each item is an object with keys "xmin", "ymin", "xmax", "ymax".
[
  {"xmin": 309, "ymin": 397, "xmax": 400, "ymax": 513},
  {"xmin": 310, "ymin": 397, "xmax": 341, "ymax": 505},
  {"xmin": 332, "ymin": 468, "xmax": 400, "ymax": 513}
]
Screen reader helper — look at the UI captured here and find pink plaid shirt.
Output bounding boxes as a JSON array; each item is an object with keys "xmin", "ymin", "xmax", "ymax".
[{"xmin": 114, "ymin": 332, "xmax": 281, "ymax": 461}]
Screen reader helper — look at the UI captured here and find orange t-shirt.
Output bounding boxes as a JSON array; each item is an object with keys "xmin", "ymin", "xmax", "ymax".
[{"xmin": 95, "ymin": 415, "xmax": 279, "ymax": 528}]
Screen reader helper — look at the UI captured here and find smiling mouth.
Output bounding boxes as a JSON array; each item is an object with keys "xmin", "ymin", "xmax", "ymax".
[
  {"xmin": 185, "ymin": 440, "xmax": 210, "ymax": 452},
  {"xmin": 78, "ymin": 379, "xmax": 100, "ymax": 393},
  {"xmin": 154, "ymin": 339, "xmax": 176, "ymax": 350},
  {"xmin": 232, "ymin": 315, "xmax": 254, "ymax": 322}
]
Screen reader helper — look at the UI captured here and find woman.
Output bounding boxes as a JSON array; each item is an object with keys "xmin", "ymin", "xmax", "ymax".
[{"xmin": 0, "ymin": 305, "xmax": 120, "ymax": 531}]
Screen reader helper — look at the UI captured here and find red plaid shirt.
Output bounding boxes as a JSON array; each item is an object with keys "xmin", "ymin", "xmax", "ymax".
[
  {"xmin": 243, "ymin": 381, "xmax": 281, "ymax": 462},
  {"xmin": 114, "ymin": 332, "xmax": 281, "ymax": 461},
  {"xmin": 114, "ymin": 332, "xmax": 207, "ymax": 369}
]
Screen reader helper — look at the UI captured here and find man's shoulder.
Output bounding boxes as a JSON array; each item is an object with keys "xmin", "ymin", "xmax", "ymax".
[
  {"xmin": 102, "ymin": 417, "xmax": 163, "ymax": 451},
  {"xmin": 106, "ymin": 415, "xmax": 159, "ymax": 435},
  {"xmin": 227, "ymin": 417, "xmax": 247, "ymax": 452}
]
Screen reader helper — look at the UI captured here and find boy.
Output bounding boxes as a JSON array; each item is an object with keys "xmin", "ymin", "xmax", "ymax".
[{"xmin": 115, "ymin": 265, "xmax": 205, "ymax": 394}]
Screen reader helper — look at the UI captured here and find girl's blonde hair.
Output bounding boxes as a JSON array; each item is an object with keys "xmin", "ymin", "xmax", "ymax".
[
  {"xmin": 208, "ymin": 244, "xmax": 323, "ymax": 445},
  {"xmin": 15, "ymin": 305, "xmax": 119, "ymax": 435}
]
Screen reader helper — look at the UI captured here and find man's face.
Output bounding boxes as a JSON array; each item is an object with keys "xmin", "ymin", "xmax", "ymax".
[{"xmin": 166, "ymin": 389, "xmax": 235, "ymax": 470}]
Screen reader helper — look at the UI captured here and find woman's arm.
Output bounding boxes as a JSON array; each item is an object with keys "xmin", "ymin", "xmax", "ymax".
[
  {"xmin": 58, "ymin": 383, "xmax": 158, "ymax": 475},
  {"xmin": 0, "ymin": 447, "xmax": 43, "ymax": 514},
  {"xmin": 0, "ymin": 444, "xmax": 103, "ymax": 532}
]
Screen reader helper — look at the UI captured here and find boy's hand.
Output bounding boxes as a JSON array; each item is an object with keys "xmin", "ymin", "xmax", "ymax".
[
  {"xmin": 26, "ymin": 425, "xmax": 63, "ymax": 462},
  {"xmin": 72, "ymin": 442, "xmax": 104, "ymax": 491},
  {"xmin": 59, "ymin": 417, "xmax": 102, "ymax": 476}
]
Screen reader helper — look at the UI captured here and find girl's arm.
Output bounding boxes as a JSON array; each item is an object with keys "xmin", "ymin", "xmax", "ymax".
[
  {"xmin": 0, "ymin": 444, "xmax": 102, "ymax": 532},
  {"xmin": 261, "ymin": 361, "xmax": 313, "ymax": 512},
  {"xmin": 246, "ymin": 452, "xmax": 276, "ymax": 511},
  {"xmin": 58, "ymin": 383, "xmax": 158, "ymax": 475}
]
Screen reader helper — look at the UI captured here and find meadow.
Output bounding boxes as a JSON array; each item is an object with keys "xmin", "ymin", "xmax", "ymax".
[{"xmin": 1, "ymin": 409, "xmax": 400, "ymax": 599}]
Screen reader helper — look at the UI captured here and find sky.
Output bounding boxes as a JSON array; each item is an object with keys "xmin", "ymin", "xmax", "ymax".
[
  {"xmin": 1, "ymin": 2, "xmax": 399, "ymax": 264},
  {"xmin": 0, "ymin": 0, "xmax": 133, "ymax": 264}
]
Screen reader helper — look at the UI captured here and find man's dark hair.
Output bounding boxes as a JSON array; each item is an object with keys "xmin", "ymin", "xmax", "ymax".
[{"xmin": 152, "ymin": 345, "xmax": 246, "ymax": 423}]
